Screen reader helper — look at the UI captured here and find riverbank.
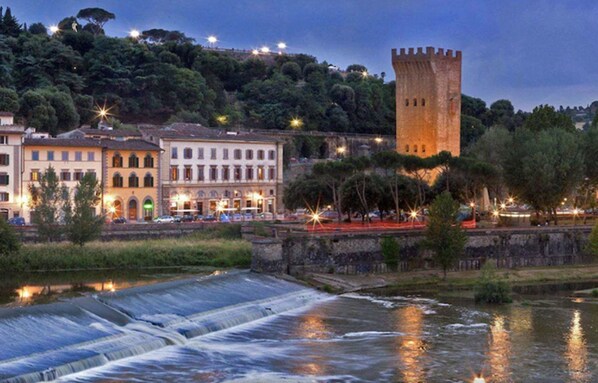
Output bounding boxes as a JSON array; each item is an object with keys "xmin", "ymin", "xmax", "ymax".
[
  {"xmin": 0, "ymin": 226, "xmax": 251, "ymax": 272},
  {"xmin": 306, "ymin": 262, "xmax": 598, "ymax": 293}
]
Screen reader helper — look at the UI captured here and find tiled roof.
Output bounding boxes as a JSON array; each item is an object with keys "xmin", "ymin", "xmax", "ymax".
[
  {"xmin": 24, "ymin": 138, "xmax": 103, "ymax": 148},
  {"xmin": 141, "ymin": 123, "xmax": 280, "ymax": 143},
  {"xmin": 80, "ymin": 128, "xmax": 142, "ymax": 137},
  {"xmin": 100, "ymin": 139, "xmax": 161, "ymax": 151}
]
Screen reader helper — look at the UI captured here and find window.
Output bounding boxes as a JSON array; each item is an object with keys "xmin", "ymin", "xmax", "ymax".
[
  {"xmin": 257, "ymin": 166, "xmax": 264, "ymax": 180},
  {"xmin": 245, "ymin": 150, "xmax": 253, "ymax": 160},
  {"xmin": 257, "ymin": 150, "xmax": 264, "ymax": 160},
  {"xmin": 223, "ymin": 148, "xmax": 229, "ymax": 160},
  {"xmin": 234, "ymin": 149, "xmax": 242, "ymax": 160},
  {"xmin": 422, "ymin": 98, "xmax": 426, "ymax": 106},
  {"xmin": 413, "ymin": 98, "xmax": 417, "ymax": 107},
  {"xmin": 47, "ymin": 151, "xmax": 54, "ymax": 161},
  {"xmin": 234, "ymin": 166, "xmax": 241, "ymax": 181},
  {"xmin": 414, "ymin": 145, "xmax": 418, "ymax": 153},
  {"xmin": 210, "ymin": 166, "xmax": 218, "ymax": 181},
  {"xmin": 128, "ymin": 173, "xmax": 139, "ymax": 188},
  {"xmin": 128, "ymin": 154, "xmax": 139, "ymax": 168},
  {"xmin": 143, "ymin": 173, "xmax": 154, "ymax": 188},
  {"xmin": 198, "ymin": 148, "xmax": 204, "ymax": 159},
  {"xmin": 422, "ymin": 145, "xmax": 426, "ymax": 153},
  {"xmin": 32, "ymin": 151, "xmax": 39, "ymax": 161},
  {"xmin": 222, "ymin": 166, "xmax": 230, "ymax": 181},
  {"xmin": 405, "ymin": 144, "xmax": 409, "ymax": 153},
  {"xmin": 405, "ymin": 99, "xmax": 409, "ymax": 107},
  {"xmin": 197, "ymin": 165, "xmax": 205, "ymax": 181},
  {"xmin": 170, "ymin": 166, "xmax": 179, "ymax": 181},
  {"xmin": 61, "ymin": 151, "xmax": 69, "ymax": 161},
  {"xmin": 184, "ymin": 165, "xmax": 192, "ymax": 181},
  {"xmin": 143, "ymin": 154, "xmax": 154, "ymax": 168},
  {"xmin": 246, "ymin": 166, "xmax": 253, "ymax": 180},
  {"xmin": 113, "ymin": 173, "xmax": 123, "ymax": 187},
  {"xmin": 86, "ymin": 170, "xmax": 96, "ymax": 179},
  {"xmin": 268, "ymin": 167, "xmax": 275, "ymax": 180},
  {"xmin": 0, "ymin": 192, "xmax": 8, "ymax": 202},
  {"xmin": 75, "ymin": 151, "xmax": 82, "ymax": 161},
  {"xmin": 87, "ymin": 152, "xmax": 95, "ymax": 161},
  {"xmin": 268, "ymin": 150, "xmax": 275, "ymax": 160},
  {"xmin": 60, "ymin": 170, "xmax": 71, "ymax": 181},
  {"xmin": 0, "ymin": 173, "xmax": 8, "ymax": 185},
  {"xmin": 74, "ymin": 170, "xmax": 84, "ymax": 181},
  {"xmin": 30, "ymin": 169, "xmax": 39, "ymax": 181},
  {"xmin": 211, "ymin": 148, "xmax": 217, "ymax": 160},
  {"xmin": 0, "ymin": 136, "xmax": 7, "ymax": 144},
  {"xmin": 183, "ymin": 147, "xmax": 192, "ymax": 159},
  {"xmin": 112, "ymin": 153, "xmax": 123, "ymax": 167},
  {"xmin": 0, "ymin": 154, "xmax": 8, "ymax": 166},
  {"xmin": 171, "ymin": 147, "xmax": 178, "ymax": 159}
]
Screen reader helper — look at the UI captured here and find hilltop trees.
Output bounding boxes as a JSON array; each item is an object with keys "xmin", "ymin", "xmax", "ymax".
[{"xmin": 76, "ymin": 8, "xmax": 115, "ymax": 35}]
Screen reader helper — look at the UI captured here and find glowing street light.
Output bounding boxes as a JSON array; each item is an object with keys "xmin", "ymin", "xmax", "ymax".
[
  {"xmin": 216, "ymin": 115, "xmax": 228, "ymax": 125},
  {"xmin": 260, "ymin": 46, "xmax": 270, "ymax": 53},
  {"xmin": 500, "ymin": 202, "xmax": 507, "ymax": 210},
  {"xmin": 361, "ymin": 70, "xmax": 368, "ymax": 78},
  {"xmin": 129, "ymin": 29, "xmax": 140, "ymax": 39},
  {"xmin": 290, "ymin": 117, "xmax": 303, "ymax": 129},
  {"xmin": 507, "ymin": 196, "xmax": 515, "ymax": 205},
  {"xmin": 207, "ymin": 35, "xmax": 218, "ymax": 47},
  {"xmin": 49, "ymin": 25, "xmax": 59, "ymax": 34},
  {"xmin": 409, "ymin": 209, "xmax": 419, "ymax": 228},
  {"xmin": 277, "ymin": 42, "xmax": 287, "ymax": 50},
  {"xmin": 252, "ymin": 49, "xmax": 259, "ymax": 55},
  {"xmin": 336, "ymin": 146, "xmax": 346, "ymax": 155},
  {"xmin": 472, "ymin": 377, "xmax": 486, "ymax": 383},
  {"xmin": 374, "ymin": 137, "xmax": 383, "ymax": 144}
]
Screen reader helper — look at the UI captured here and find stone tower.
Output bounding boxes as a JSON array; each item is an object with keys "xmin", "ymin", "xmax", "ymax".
[{"xmin": 392, "ymin": 47, "xmax": 462, "ymax": 158}]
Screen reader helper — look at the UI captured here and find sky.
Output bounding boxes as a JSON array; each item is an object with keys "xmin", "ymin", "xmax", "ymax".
[{"xmin": 4, "ymin": 0, "xmax": 598, "ymax": 111}]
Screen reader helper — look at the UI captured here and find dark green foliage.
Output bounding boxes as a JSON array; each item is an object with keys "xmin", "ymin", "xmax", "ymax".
[
  {"xmin": 0, "ymin": 7, "xmax": 21, "ymax": 37},
  {"xmin": 586, "ymin": 221, "xmax": 598, "ymax": 256},
  {"xmin": 0, "ymin": 87, "xmax": 19, "ymax": 112},
  {"xmin": 64, "ymin": 173, "xmax": 103, "ymax": 246},
  {"xmin": 281, "ymin": 61, "xmax": 301, "ymax": 81},
  {"xmin": 591, "ymin": 289, "xmax": 598, "ymax": 298},
  {"xmin": 424, "ymin": 192, "xmax": 467, "ymax": 278},
  {"xmin": 76, "ymin": 8, "xmax": 115, "ymax": 35},
  {"xmin": 523, "ymin": 104, "xmax": 575, "ymax": 132},
  {"xmin": 28, "ymin": 23, "xmax": 46, "ymax": 35},
  {"xmin": 0, "ymin": 217, "xmax": 20, "ymax": 255},
  {"xmin": 381, "ymin": 237, "xmax": 399, "ymax": 271},
  {"xmin": 28, "ymin": 166, "xmax": 69, "ymax": 242},
  {"xmin": 474, "ymin": 262, "xmax": 512, "ymax": 304}
]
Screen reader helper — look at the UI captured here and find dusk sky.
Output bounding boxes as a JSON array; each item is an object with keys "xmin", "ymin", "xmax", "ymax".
[{"xmin": 4, "ymin": 0, "xmax": 598, "ymax": 111}]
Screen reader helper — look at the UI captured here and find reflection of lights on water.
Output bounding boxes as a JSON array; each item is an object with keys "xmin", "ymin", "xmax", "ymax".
[
  {"xmin": 18, "ymin": 287, "xmax": 31, "ymax": 300},
  {"xmin": 293, "ymin": 315, "xmax": 328, "ymax": 376},
  {"xmin": 396, "ymin": 305, "xmax": 426, "ymax": 383},
  {"xmin": 488, "ymin": 315, "xmax": 511, "ymax": 383},
  {"xmin": 566, "ymin": 310, "xmax": 589, "ymax": 383},
  {"xmin": 572, "ymin": 297, "xmax": 584, "ymax": 303},
  {"xmin": 473, "ymin": 377, "xmax": 486, "ymax": 383},
  {"xmin": 104, "ymin": 281, "xmax": 116, "ymax": 292}
]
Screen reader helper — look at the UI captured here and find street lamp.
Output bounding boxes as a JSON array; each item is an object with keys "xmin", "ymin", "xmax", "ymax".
[
  {"xmin": 409, "ymin": 209, "xmax": 419, "ymax": 228},
  {"xmin": 129, "ymin": 29, "xmax": 140, "ymax": 39},
  {"xmin": 361, "ymin": 70, "xmax": 368, "ymax": 78},
  {"xmin": 252, "ymin": 49, "xmax": 259, "ymax": 55},
  {"xmin": 336, "ymin": 146, "xmax": 346, "ymax": 157},
  {"xmin": 207, "ymin": 35, "xmax": 218, "ymax": 47},
  {"xmin": 260, "ymin": 46, "xmax": 270, "ymax": 53},
  {"xmin": 290, "ymin": 117, "xmax": 303, "ymax": 129},
  {"xmin": 374, "ymin": 137, "xmax": 383, "ymax": 144},
  {"xmin": 49, "ymin": 25, "xmax": 59, "ymax": 35}
]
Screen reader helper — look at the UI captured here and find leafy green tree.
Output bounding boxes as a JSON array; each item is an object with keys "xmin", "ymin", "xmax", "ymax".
[
  {"xmin": 341, "ymin": 171, "xmax": 383, "ymax": 221},
  {"xmin": 19, "ymin": 90, "xmax": 58, "ymax": 133},
  {"xmin": 381, "ymin": 237, "xmax": 399, "ymax": 271},
  {"xmin": 460, "ymin": 114, "xmax": 486, "ymax": 150},
  {"xmin": 28, "ymin": 23, "xmax": 47, "ymax": 35},
  {"xmin": 39, "ymin": 88, "xmax": 80, "ymax": 132},
  {"xmin": 461, "ymin": 94, "xmax": 487, "ymax": 120},
  {"xmin": 523, "ymin": 104, "xmax": 575, "ymax": 132},
  {"xmin": 281, "ymin": 61, "xmax": 301, "ymax": 81},
  {"xmin": 587, "ymin": 221, "xmax": 598, "ymax": 256},
  {"xmin": 373, "ymin": 151, "xmax": 404, "ymax": 221},
  {"xmin": 76, "ymin": 8, "xmax": 115, "ymax": 35},
  {"xmin": 346, "ymin": 64, "xmax": 367, "ymax": 73},
  {"xmin": 486, "ymin": 99, "xmax": 516, "ymax": 130},
  {"xmin": 402, "ymin": 154, "xmax": 436, "ymax": 206},
  {"xmin": 474, "ymin": 262, "xmax": 512, "ymax": 304},
  {"xmin": 0, "ymin": 87, "xmax": 19, "ymax": 112},
  {"xmin": 283, "ymin": 175, "xmax": 330, "ymax": 211},
  {"xmin": 424, "ymin": 191, "xmax": 467, "ymax": 278},
  {"xmin": 64, "ymin": 173, "xmax": 103, "ymax": 246},
  {"xmin": 28, "ymin": 167, "xmax": 69, "ymax": 242},
  {"xmin": 0, "ymin": 7, "xmax": 21, "ymax": 37},
  {"xmin": 313, "ymin": 160, "xmax": 356, "ymax": 222},
  {"xmin": 0, "ymin": 216, "xmax": 20, "ymax": 255}
]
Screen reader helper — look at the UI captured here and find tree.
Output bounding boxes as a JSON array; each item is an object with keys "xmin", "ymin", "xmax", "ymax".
[
  {"xmin": 280, "ymin": 61, "xmax": 301, "ymax": 81},
  {"xmin": 0, "ymin": 87, "xmax": 19, "ymax": 113},
  {"xmin": 312, "ymin": 160, "xmax": 356, "ymax": 223},
  {"xmin": 341, "ymin": 171, "xmax": 383, "ymax": 221},
  {"xmin": 424, "ymin": 191, "xmax": 467, "ymax": 278},
  {"xmin": 283, "ymin": 175, "xmax": 330, "ymax": 211},
  {"xmin": 373, "ymin": 151, "xmax": 403, "ymax": 221},
  {"xmin": 64, "ymin": 173, "xmax": 103, "ymax": 246},
  {"xmin": 1, "ymin": 7, "xmax": 21, "ymax": 37},
  {"xmin": 0, "ymin": 216, "xmax": 20, "ymax": 255},
  {"xmin": 76, "ymin": 8, "xmax": 115, "ymax": 35},
  {"xmin": 18, "ymin": 90, "xmax": 58, "ymax": 133},
  {"xmin": 28, "ymin": 23, "xmax": 47, "ymax": 35},
  {"xmin": 523, "ymin": 104, "xmax": 575, "ymax": 132},
  {"xmin": 28, "ymin": 166, "xmax": 69, "ymax": 242}
]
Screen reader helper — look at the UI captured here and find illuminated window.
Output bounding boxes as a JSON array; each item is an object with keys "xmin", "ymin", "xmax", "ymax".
[
  {"xmin": 184, "ymin": 165, "xmax": 192, "ymax": 180},
  {"xmin": 31, "ymin": 169, "xmax": 39, "ymax": 181},
  {"xmin": 170, "ymin": 166, "xmax": 179, "ymax": 181}
]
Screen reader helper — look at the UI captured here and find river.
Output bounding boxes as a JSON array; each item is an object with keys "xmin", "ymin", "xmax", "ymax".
[{"xmin": 0, "ymin": 271, "xmax": 596, "ymax": 383}]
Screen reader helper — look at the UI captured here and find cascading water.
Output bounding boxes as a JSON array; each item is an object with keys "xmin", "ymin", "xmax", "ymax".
[{"xmin": 0, "ymin": 271, "xmax": 327, "ymax": 383}]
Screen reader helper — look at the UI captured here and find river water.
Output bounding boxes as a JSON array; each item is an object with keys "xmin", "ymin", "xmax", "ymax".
[{"xmin": 0, "ymin": 271, "xmax": 596, "ymax": 383}]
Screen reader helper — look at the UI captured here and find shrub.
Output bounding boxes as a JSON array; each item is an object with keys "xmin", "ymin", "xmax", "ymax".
[
  {"xmin": 586, "ymin": 222, "xmax": 598, "ymax": 256},
  {"xmin": 0, "ymin": 217, "xmax": 20, "ymax": 255},
  {"xmin": 591, "ymin": 289, "xmax": 598, "ymax": 298},
  {"xmin": 381, "ymin": 236, "xmax": 399, "ymax": 271},
  {"xmin": 474, "ymin": 261, "xmax": 512, "ymax": 304}
]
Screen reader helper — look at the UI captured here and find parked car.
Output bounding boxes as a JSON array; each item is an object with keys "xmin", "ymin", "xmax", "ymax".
[
  {"xmin": 154, "ymin": 215, "xmax": 175, "ymax": 223},
  {"xmin": 193, "ymin": 214, "xmax": 204, "ymax": 221},
  {"xmin": 232, "ymin": 213, "xmax": 242, "ymax": 221},
  {"xmin": 180, "ymin": 215, "xmax": 194, "ymax": 222},
  {"xmin": 7, "ymin": 217, "xmax": 25, "ymax": 226},
  {"xmin": 203, "ymin": 214, "xmax": 217, "ymax": 222},
  {"xmin": 258, "ymin": 212, "xmax": 274, "ymax": 220},
  {"xmin": 112, "ymin": 217, "xmax": 127, "ymax": 224}
]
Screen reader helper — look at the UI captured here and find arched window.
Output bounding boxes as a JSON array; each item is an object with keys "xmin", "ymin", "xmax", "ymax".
[
  {"xmin": 128, "ymin": 154, "xmax": 139, "ymax": 168},
  {"xmin": 209, "ymin": 190, "xmax": 218, "ymax": 198},
  {"xmin": 413, "ymin": 98, "xmax": 417, "ymax": 107},
  {"xmin": 144, "ymin": 173, "xmax": 154, "ymax": 187},
  {"xmin": 112, "ymin": 153, "xmax": 122, "ymax": 168},
  {"xmin": 143, "ymin": 198, "xmax": 153, "ymax": 220},
  {"xmin": 422, "ymin": 98, "xmax": 426, "ymax": 106},
  {"xmin": 405, "ymin": 144, "xmax": 410, "ymax": 153},
  {"xmin": 113, "ymin": 200, "xmax": 123, "ymax": 218},
  {"xmin": 414, "ymin": 145, "xmax": 418, "ymax": 153},
  {"xmin": 405, "ymin": 99, "xmax": 409, "ymax": 107},
  {"xmin": 422, "ymin": 145, "xmax": 426, "ymax": 153},
  {"xmin": 143, "ymin": 154, "xmax": 154, "ymax": 168},
  {"xmin": 128, "ymin": 173, "xmax": 139, "ymax": 188},
  {"xmin": 128, "ymin": 199, "xmax": 137, "ymax": 221},
  {"xmin": 112, "ymin": 173, "xmax": 123, "ymax": 187}
]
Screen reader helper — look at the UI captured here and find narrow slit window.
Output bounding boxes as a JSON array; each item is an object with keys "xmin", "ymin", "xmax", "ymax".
[
  {"xmin": 422, "ymin": 145, "xmax": 426, "ymax": 153},
  {"xmin": 413, "ymin": 98, "xmax": 417, "ymax": 107},
  {"xmin": 422, "ymin": 98, "xmax": 426, "ymax": 106},
  {"xmin": 405, "ymin": 99, "xmax": 409, "ymax": 107},
  {"xmin": 405, "ymin": 144, "xmax": 409, "ymax": 153},
  {"xmin": 414, "ymin": 145, "xmax": 418, "ymax": 153}
]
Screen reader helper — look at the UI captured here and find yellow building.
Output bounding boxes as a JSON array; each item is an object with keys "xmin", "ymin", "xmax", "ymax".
[
  {"xmin": 22, "ymin": 138, "xmax": 104, "ymax": 222},
  {"xmin": 102, "ymin": 140, "xmax": 161, "ymax": 221}
]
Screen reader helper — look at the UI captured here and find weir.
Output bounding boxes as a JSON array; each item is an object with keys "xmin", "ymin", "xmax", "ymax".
[{"xmin": 0, "ymin": 271, "xmax": 323, "ymax": 383}]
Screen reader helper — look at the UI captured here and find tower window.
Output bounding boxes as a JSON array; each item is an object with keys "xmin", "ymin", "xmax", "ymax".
[
  {"xmin": 405, "ymin": 99, "xmax": 409, "ymax": 107},
  {"xmin": 405, "ymin": 145, "xmax": 409, "ymax": 153},
  {"xmin": 414, "ymin": 145, "xmax": 418, "ymax": 153},
  {"xmin": 422, "ymin": 98, "xmax": 426, "ymax": 106},
  {"xmin": 422, "ymin": 145, "xmax": 426, "ymax": 153},
  {"xmin": 413, "ymin": 98, "xmax": 417, "ymax": 107}
]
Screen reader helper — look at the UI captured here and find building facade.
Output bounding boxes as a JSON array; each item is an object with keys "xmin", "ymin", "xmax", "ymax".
[
  {"xmin": 0, "ymin": 113, "xmax": 25, "ymax": 220},
  {"xmin": 392, "ymin": 47, "xmax": 462, "ymax": 158},
  {"xmin": 141, "ymin": 123, "xmax": 284, "ymax": 217}
]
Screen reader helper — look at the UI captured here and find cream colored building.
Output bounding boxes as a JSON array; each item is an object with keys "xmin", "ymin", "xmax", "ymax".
[
  {"xmin": 141, "ymin": 123, "xmax": 284, "ymax": 217},
  {"xmin": 0, "ymin": 113, "xmax": 25, "ymax": 220},
  {"xmin": 22, "ymin": 138, "xmax": 104, "ymax": 222}
]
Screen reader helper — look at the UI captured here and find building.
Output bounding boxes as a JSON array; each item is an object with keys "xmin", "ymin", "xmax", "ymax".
[
  {"xmin": 21, "ymin": 138, "xmax": 104, "ymax": 222},
  {"xmin": 0, "ymin": 113, "xmax": 25, "ymax": 220},
  {"xmin": 141, "ymin": 123, "xmax": 284, "ymax": 217},
  {"xmin": 392, "ymin": 47, "xmax": 462, "ymax": 158},
  {"xmin": 101, "ymin": 139, "xmax": 161, "ymax": 221}
]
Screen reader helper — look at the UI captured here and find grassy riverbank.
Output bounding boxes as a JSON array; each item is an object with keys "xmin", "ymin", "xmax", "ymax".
[{"xmin": 0, "ymin": 225, "xmax": 252, "ymax": 272}]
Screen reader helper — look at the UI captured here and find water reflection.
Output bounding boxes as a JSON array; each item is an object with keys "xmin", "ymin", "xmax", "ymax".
[
  {"xmin": 396, "ymin": 305, "xmax": 426, "ymax": 383},
  {"xmin": 487, "ymin": 315, "xmax": 512, "ymax": 383},
  {"xmin": 13, "ymin": 281, "xmax": 126, "ymax": 305},
  {"xmin": 293, "ymin": 314, "xmax": 330, "ymax": 376},
  {"xmin": 565, "ymin": 310, "xmax": 589, "ymax": 383}
]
